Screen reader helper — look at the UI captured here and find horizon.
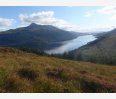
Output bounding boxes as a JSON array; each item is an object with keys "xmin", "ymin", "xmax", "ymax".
[
  {"xmin": 0, "ymin": 22, "xmax": 115, "ymax": 34},
  {"xmin": 0, "ymin": 6, "xmax": 116, "ymax": 32}
]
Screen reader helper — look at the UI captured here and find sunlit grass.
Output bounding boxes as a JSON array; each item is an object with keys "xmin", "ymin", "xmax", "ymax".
[{"xmin": 0, "ymin": 47, "xmax": 116, "ymax": 92}]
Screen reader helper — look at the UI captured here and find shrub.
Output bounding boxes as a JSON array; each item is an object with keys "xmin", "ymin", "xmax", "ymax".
[
  {"xmin": 77, "ymin": 77, "xmax": 116, "ymax": 93},
  {"xmin": 46, "ymin": 68, "xmax": 68, "ymax": 81},
  {"xmin": 3, "ymin": 77, "xmax": 22, "ymax": 92},
  {"xmin": 17, "ymin": 68, "xmax": 38, "ymax": 81}
]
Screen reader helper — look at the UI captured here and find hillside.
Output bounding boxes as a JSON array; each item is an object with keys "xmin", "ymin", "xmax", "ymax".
[
  {"xmin": 0, "ymin": 47, "xmax": 115, "ymax": 93},
  {"xmin": 0, "ymin": 23, "xmax": 80, "ymax": 51},
  {"xmin": 67, "ymin": 28, "xmax": 116, "ymax": 65}
]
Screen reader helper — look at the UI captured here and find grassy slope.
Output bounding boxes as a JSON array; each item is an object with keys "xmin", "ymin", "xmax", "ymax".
[
  {"xmin": 0, "ymin": 48, "xmax": 116, "ymax": 93},
  {"xmin": 71, "ymin": 30, "xmax": 116, "ymax": 65}
]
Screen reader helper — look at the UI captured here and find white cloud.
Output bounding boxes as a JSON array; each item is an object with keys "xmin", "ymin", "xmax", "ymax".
[
  {"xmin": 19, "ymin": 11, "xmax": 81, "ymax": 32},
  {"xmin": 97, "ymin": 6, "xmax": 116, "ymax": 21},
  {"xmin": 110, "ymin": 15, "xmax": 116, "ymax": 20},
  {"xmin": 85, "ymin": 12, "xmax": 93, "ymax": 17},
  {"xmin": 0, "ymin": 18, "xmax": 14, "ymax": 27},
  {"xmin": 97, "ymin": 6, "xmax": 116, "ymax": 14},
  {"xmin": 19, "ymin": 10, "xmax": 116, "ymax": 33}
]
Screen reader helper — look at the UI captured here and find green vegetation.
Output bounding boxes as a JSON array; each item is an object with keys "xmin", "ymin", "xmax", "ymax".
[
  {"xmin": 62, "ymin": 29, "xmax": 116, "ymax": 65},
  {"xmin": 0, "ymin": 47, "xmax": 115, "ymax": 93},
  {"xmin": 18, "ymin": 47, "xmax": 47, "ymax": 56},
  {"xmin": 0, "ymin": 23, "xmax": 78, "ymax": 51}
]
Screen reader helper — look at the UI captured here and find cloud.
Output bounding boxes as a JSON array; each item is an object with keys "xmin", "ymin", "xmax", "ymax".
[
  {"xmin": 110, "ymin": 15, "xmax": 116, "ymax": 20},
  {"xmin": 97, "ymin": 6, "xmax": 116, "ymax": 21},
  {"xmin": 19, "ymin": 11, "xmax": 80, "ymax": 31},
  {"xmin": 19, "ymin": 10, "xmax": 116, "ymax": 33},
  {"xmin": 84, "ymin": 6, "xmax": 116, "ymax": 18},
  {"xmin": 97, "ymin": 6, "xmax": 116, "ymax": 14},
  {"xmin": 0, "ymin": 18, "xmax": 15, "ymax": 27},
  {"xmin": 85, "ymin": 12, "xmax": 93, "ymax": 17}
]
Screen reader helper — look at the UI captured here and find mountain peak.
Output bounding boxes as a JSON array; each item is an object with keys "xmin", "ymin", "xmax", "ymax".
[
  {"xmin": 27, "ymin": 23, "xmax": 60, "ymax": 30},
  {"xmin": 29, "ymin": 23, "xmax": 39, "ymax": 27}
]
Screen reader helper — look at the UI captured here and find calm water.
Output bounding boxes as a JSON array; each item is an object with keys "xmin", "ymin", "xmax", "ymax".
[{"xmin": 46, "ymin": 35, "xmax": 97, "ymax": 54}]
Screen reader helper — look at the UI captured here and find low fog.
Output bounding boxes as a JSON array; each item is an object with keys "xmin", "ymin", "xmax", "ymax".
[{"xmin": 46, "ymin": 35, "xmax": 97, "ymax": 54}]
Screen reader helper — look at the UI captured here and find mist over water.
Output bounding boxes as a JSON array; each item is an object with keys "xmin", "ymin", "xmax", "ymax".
[{"xmin": 46, "ymin": 35, "xmax": 97, "ymax": 54}]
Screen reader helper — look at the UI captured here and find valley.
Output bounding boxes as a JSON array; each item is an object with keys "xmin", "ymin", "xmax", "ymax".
[{"xmin": 0, "ymin": 23, "xmax": 115, "ymax": 93}]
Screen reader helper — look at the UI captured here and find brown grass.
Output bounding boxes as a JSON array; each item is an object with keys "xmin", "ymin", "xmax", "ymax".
[{"xmin": 0, "ymin": 47, "xmax": 116, "ymax": 93}]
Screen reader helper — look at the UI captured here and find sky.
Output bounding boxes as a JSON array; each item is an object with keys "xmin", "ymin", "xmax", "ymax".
[{"xmin": 0, "ymin": 6, "xmax": 116, "ymax": 32}]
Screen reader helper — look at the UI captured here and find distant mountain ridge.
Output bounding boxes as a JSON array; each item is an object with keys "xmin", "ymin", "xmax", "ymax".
[
  {"xmin": 66, "ymin": 28, "xmax": 116, "ymax": 65},
  {"xmin": 0, "ymin": 23, "xmax": 81, "ymax": 50}
]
